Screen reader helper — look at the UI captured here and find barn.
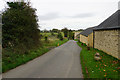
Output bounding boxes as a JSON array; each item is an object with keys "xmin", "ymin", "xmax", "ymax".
[
  {"xmin": 93, "ymin": 10, "xmax": 120, "ymax": 59},
  {"xmin": 74, "ymin": 32, "xmax": 81, "ymax": 40},
  {"xmin": 80, "ymin": 27, "xmax": 94, "ymax": 47}
]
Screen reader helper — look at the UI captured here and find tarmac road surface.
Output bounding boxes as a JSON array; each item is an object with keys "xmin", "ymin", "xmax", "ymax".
[{"xmin": 3, "ymin": 40, "xmax": 83, "ymax": 78}]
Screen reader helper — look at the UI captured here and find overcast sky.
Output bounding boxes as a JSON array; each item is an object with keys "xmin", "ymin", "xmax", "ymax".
[{"xmin": 0, "ymin": 0, "xmax": 120, "ymax": 30}]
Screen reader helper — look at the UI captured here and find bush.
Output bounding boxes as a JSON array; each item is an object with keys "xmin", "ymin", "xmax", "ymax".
[
  {"xmin": 68, "ymin": 30, "xmax": 74, "ymax": 40},
  {"xmin": 57, "ymin": 32, "xmax": 63, "ymax": 41},
  {"xmin": 2, "ymin": 2, "xmax": 41, "ymax": 54},
  {"xmin": 51, "ymin": 32, "xmax": 55, "ymax": 36},
  {"xmin": 45, "ymin": 36, "xmax": 48, "ymax": 41},
  {"xmin": 61, "ymin": 28, "xmax": 68, "ymax": 37}
]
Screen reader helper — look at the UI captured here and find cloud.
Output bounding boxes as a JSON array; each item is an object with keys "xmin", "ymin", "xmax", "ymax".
[
  {"xmin": 70, "ymin": 13, "xmax": 95, "ymax": 18},
  {"xmin": 39, "ymin": 12, "xmax": 95, "ymax": 21},
  {"xmin": 38, "ymin": 11, "xmax": 95, "ymax": 21},
  {"xmin": 39, "ymin": 12, "xmax": 60, "ymax": 20}
]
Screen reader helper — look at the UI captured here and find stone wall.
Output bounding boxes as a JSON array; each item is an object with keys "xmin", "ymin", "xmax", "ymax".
[
  {"xmin": 80, "ymin": 33, "xmax": 93, "ymax": 47},
  {"xmin": 88, "ymin": 32, "xmax": 93, "ymax": 47},
  {"xmin": 94, "ymin": 29, "xmax": 120, "ymax": 59},
  {"xmin": 118, "ymin": 30, "xmax": 120, "ymax": 59},
  {"xmin": 74, "ymin": 32, "xmax": 80, "ymax": 39},
  {"xmin": 80, "ymin": 34, "xmax": 88, "ymax": 45}
]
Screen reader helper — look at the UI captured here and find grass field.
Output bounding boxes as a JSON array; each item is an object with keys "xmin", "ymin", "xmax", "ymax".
[
  {"xmin": 2, "ymin": 32, "xmax": 68, "ymax": 73},
  {"xmin": 77, "ymin": 41, "xmax": 120, "ymax": 79}
]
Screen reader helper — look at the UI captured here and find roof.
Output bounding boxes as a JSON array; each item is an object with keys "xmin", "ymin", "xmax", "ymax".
[
  {"xmin": 94, "ymin": 10, "xmax": 120, "ymax": 30},
  {"xmin": 80, "ymin": 27, "xmax": 94, "ymax": 37}
]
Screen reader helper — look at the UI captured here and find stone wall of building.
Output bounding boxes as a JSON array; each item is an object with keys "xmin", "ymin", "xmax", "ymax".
[
  {"xmin": 94, "ymin": 29, "xmax": 120, "ymax": 59},
  {"xmin": 80, "ymin": 34, "xmax": 88, "ymax": 45},
  {"xmin": 74, "ymin": 32, "xmax": 80, "ymax": 39},
  {"xmin": 118, "ymin": 30, "xmax": 120, "ymax": 59},
  {"xmin": 88, "ymin": 32, "xmax": 93, "ymax": 47}
]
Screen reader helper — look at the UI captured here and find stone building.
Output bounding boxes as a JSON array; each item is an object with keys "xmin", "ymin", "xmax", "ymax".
[
  {"xmin": 93, "ymin": 10, "xmax": 120, "ymax": 59},
  {"xmin": 80, "ymin": 27, "xmax": 94, "ymax": 47},
  {"xmin": 74, "ymin": 32, "xmax": 81, "ymax": 39}
]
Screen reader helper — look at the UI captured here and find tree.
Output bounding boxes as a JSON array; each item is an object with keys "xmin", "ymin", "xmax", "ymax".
[
  {"xmin": 51, "ymin": 32, "xmax": 55, "ymax": 36},
  {"xmin": 45, "ymin": 36, "xmax": 48, "ymax": 41},
  {"xmin": 78, "ymin": 29, "xmax": 84, "ymax": 31},
  {"xmin": 51, "ymin": 28, "xmax": 59, "ymax": 33},
  {"xmin": 68, "ymin": 30, "xmax": 74, "ymax": 40},
  {"xmin": 61, "ymin": 28, "xmax": 68, "ymax": 37},
  {"xmin": 2, "ymin": 2, "xmax": 40, "ymax": 53},
  {"xmin": 44, "ymin": 29, "xmax": 49, "ymax": 33},
  {"xmin": 57, "ymin": 32, "xmax": 63, "ymax": 41}
]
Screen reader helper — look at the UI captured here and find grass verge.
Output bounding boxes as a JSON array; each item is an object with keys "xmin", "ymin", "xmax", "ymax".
[
  {"xmin": 77, "ymin": 41, "xmax": 120, "ymax": 79},
  {"xmin": 74, "ymin": 39, "xmax": 78, "ymax": 41},
  {"xmin": 2, "ymin": 39, "xmax": 68, "ymax": 73}
]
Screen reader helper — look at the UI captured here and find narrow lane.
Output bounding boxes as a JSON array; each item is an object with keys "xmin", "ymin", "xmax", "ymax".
[{"xmin": 3, "ymin": 40, "xmax": 83, "ymax": 78}]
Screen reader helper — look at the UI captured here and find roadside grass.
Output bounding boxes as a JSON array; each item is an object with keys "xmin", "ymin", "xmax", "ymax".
[
  {"xmin": 2, "ymin": 38, "xmax": 68, "ymax": 73},
  {"xmin": 74, "ymin": 39, "xmax": 78, "ymax": 41},
  {"xmin": 77, "ymin": 42, "xmax": 120, "ymax": 79}
]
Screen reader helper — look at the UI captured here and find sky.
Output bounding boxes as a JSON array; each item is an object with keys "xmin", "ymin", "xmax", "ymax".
[{"xmin": 0, "ymin": 0, "xmax": 120, "ymax": 30}]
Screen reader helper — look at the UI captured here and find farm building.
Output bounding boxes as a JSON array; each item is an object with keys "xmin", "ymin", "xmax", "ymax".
[
  {"xmin": 93, "ymin": 10, "xmax": 120, "ymax": 59},
  {"xmin": 74, "ymin": 32, "xmax": 81, "ymax": 39},
  {"xmin": 80, "ymin": 27, "xmax": 94, "ymax": 47}
]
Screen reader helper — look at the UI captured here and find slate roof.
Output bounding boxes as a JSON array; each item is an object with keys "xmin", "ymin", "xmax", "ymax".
[
  {"xmin": 80, "ymin": 27, "xmax": 95, "ymax": 37},
  {"xmin": 94, "ymin": 10, "xmax": 120, "ymax": 30}
]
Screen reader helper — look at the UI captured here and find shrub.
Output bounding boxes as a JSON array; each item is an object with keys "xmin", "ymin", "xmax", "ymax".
[
  {"xmin": 61, "ymin": 28, "xmax": 68, "ymax": 37},
  {"xmin": 68, "ymin": 30, "xmax": 74, "ymax": 40},
  {"xmin": 2, "ymin": 2, "xmax": 41, "ymax": 54},
  {"xmin": 45, "ymin": 36, "xmax": 48, "ymax": 41},
  {"xmin": 57, "ymin": 32, "xmax": 63, "ymax": 41},
  {"xmin": 51, "ymin": 32, "xmax": 55, "ymax": 36}
]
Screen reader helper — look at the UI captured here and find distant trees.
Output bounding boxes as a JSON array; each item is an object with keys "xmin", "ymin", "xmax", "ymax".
[
  {"xmin": 51, "ymin": 28, "xmax": 59, "ymax": 33},
  {"xmin": 68, "ymin": 30, "xmax": 74, "ymax": 40},
  {"xmin": 45, "ymin": 36, "xmax": 48, "ymax": 41},
  {"xmin": 57, "ymin": 32, "xmax": 63, "ymax": 41},
  {"xmin": 50, "ymin": 29, "xmax": 59, "ymax": 36},
  {"xmin": 40, "ymin": 28, "xmax": 82, "ymax": 40},
  {"xmin": 2, "ymin": 2, "xmax": 40, "ymax": 53},
  {"xmin": 78, "ymin": 29, "xmax": 84, "ymax": 31},
  {"xmin": 61, "ymin": 28, "xmax": 68, "ymax": 37},
  {"xmin": 43, "ymin": 29, "xmax": 49, "ymax": 33},
  {"xmin": 51, "ymin": 32, "xmax": 55, "ymax": 36}
]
